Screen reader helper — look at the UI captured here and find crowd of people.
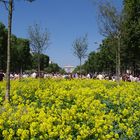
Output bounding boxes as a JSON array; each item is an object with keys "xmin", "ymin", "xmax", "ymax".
[{"xmin": 0, "ymin": 70, "xmax": 140, "ymax": 82}]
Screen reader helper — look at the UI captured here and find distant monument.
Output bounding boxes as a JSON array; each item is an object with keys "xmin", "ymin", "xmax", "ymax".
[{"xmin": 64, "ymin": 65, "xmax": 75, "ymax": 73}]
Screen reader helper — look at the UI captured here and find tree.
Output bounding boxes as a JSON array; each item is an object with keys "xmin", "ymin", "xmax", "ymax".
[
  {"xmin": 122, "ymin": 0, "xmax": 140, "ymax": 75},
  {"xmin": 0, "ymin": 25, "xmax": 32, "ymax": 73},
  {"xmin": 0, "ymin": 0, "xmax": 35, "ymax": 101},
  {"xmin": 98, "ymin": 1, "xmax": 123, "ymax": 84},
  {"xmin": 0, "ymin": 22, "xmax": 33, "ymax": 73},
  {"xmin": 97, "ymin": 38, "xmax": 116, "ymax": 73},
  {"xmin": 0, "ymin": 22, "xmax": 7, "ymax": 71},
  {"xmin": 84, "ymin": 51, "xmax": 97, "ymax": 74},
  {"xmin": 10, "ymin": 35, "xmax": 19, "ymax": 72},
  {"xmin": 73, "ymin": 35, "xmax": 88, "ymax": 77},
  {"xmin": 28, "ymin": 23, "xmax": 50, "ymax": 77},
  {"xmin": 31, "ymin": 53, "xmax": 49, "ymax": 71},
  {"xmin": 5, "ymin": 0, "xmax": 13, "ymax": 101},
  {"xmin": 10, "ymin": 38, "xmax": 32, "ymax": 73},
  {"xmin": 16, "ymin": 38, "xmax": 32, "ymax": 73},
  {"xmin": 73, "ymin": 65, "xmax": 86, "ymax": 75},
  {"xmin": 84, "ymin": 51, "xmax": 104, "ymax": 74},
  {"xmin": 40, "ymin": 54, "xmax": 49, "ymax": 71},
  {"xmin": 45, "ymin": 63, "xmax": 61, "ymax": 73}
]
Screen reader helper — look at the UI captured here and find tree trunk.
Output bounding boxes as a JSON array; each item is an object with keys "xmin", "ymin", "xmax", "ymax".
[
  {"xmin": 116, "ymin": 36, "xmax": 121, "ymax": 85},
  {"xmin": 80, "ymin": 58, "xmax": 82, "ymax": 78},
  {"xmin": 37, "ymin": 53, "xmax": 40, "ymax": 78},
  {"xmin": 19, "ymin": 66, "xmax": 22, "ymax": 79},
  {"xmin": 5, "ymin": 0, "xmax": 13, "ymax": 101}
]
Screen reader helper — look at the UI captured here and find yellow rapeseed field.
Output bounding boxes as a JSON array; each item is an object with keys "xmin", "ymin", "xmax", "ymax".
[{"xmin": 0, "ymin": 78, "xmax": 140, "ymax": 139}]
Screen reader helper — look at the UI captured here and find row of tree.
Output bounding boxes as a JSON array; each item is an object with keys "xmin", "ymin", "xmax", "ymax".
[
  {"xmin": 74, "ymin": 0, "xmax": 140, "ymax": 77},
  {"xmin": 0, "ymin": 22, "xmax": 63, "ymax": 74},
  {"xmin": 0, "ymin": 22, "xmax": 47, "ymax": 72}
]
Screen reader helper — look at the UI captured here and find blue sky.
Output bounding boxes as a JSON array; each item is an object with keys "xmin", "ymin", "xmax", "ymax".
[{"xmin": 0, "ymin": 0, "xmax": 122, "ymax": 68}]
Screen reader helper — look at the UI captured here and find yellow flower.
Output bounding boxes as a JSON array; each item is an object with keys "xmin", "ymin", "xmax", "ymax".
[
  {"xmin": 17, "ymin": 128, "xmax": 23, "ymax": 136},
  {"xmin": 122, "ymin": 109, "xmax": 129, "ymax": 116},
  {"xmin": 21, "ymin": 130, "xmax": 29, "ymax": 139},
  {"xmin": 2, "ymin": 130, "xmax": 9, "ymax": 137},
  {"xmin": 115, "ymin": 133, "xmax": 119, "ymax": 139},
  {"xmin": 105, "ymin": 134, "xmax": 112, "ymax": 139},
  {"xmin": 126, "ymin": 128, "xmax": 133, "ymax": 137}
]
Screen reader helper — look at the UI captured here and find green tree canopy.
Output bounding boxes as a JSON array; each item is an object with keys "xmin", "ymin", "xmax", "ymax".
[
  {"xmin": 45, "ymin": 63, "xmax": 61, "ymax": 73},
  {"xmin": 0, "ymin": 22, "xmax": 7, "ymax": 71},
  {"xmin": 122, "ymin": 0, "xmax": 140, "ymax": 74}
]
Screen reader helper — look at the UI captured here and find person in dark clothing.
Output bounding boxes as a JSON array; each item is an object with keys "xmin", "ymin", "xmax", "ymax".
[{"xmin": 0, "ymin": 70, "xmax": 4, "ymax": 81}]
